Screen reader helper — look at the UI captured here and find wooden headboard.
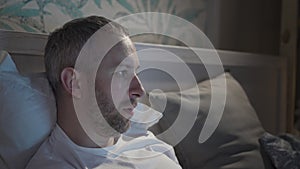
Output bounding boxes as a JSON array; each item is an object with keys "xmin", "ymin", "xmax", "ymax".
[{"xmin": 0, "ymin": 29, "xmax": 287, "ymax": 134}]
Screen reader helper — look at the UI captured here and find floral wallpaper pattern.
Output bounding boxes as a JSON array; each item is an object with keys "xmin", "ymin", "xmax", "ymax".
[{"xmin": 0, "ymin": 0, "xmax": 207, "ymax": 45}]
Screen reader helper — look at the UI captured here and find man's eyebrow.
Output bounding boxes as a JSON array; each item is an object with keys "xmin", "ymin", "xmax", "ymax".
[
  {"xmin": 117, "ymin": 64, "xmax": 132, "ymax": 68},
  {"xmin": 117, "ymin": 64, "xmax": 140, "ymax": 70}
]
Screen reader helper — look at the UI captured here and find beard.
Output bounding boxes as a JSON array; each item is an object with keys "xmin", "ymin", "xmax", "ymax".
[{"xmin": 93, "ymin": 89, "xmax": 131, "ymax": 136}]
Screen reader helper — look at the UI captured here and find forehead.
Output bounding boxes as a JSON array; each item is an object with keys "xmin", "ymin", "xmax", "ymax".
[
  {"xmin": 76, "ymin": 29, "xmax": 139, "ymax": 75},
  {"xmin": 94, "ymin": 36, "xmax": 138, "ymax": 70}
]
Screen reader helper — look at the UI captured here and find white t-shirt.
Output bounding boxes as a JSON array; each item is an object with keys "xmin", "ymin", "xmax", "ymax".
[{"xmin": 25, "ymin": 125, "xmax": 182, "ymax": 169}]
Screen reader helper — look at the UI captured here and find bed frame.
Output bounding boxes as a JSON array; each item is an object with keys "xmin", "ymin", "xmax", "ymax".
[{"xmin": 0, "ymin": 29, "xmax": 288, "ymax": 134}]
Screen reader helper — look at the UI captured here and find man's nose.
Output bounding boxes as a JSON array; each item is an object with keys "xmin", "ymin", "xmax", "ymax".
[{"xmin": 129, "ymin": 75, "xmax": 145, "ymax": 99}]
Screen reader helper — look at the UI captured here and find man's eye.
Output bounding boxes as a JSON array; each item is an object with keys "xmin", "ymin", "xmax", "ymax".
[{"xmin": 115, "ymin": 70, "xmax": 129, "ymax": 78}]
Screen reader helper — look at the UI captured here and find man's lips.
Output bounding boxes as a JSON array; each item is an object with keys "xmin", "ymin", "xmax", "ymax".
[{"xmin": 120, "ymin": 102, "xmax": 137, "ymax": 118}]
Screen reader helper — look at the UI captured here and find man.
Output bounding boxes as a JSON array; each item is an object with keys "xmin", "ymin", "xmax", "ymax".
[{"xmin": 26, "ymin": 16, "xmax": 181, "ymax": 169}]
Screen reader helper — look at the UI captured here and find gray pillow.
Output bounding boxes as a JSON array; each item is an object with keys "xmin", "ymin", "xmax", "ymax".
[
  {"xmin": 0, "ymin": 53, "xmax": 57, "ymax": 169},
  {"xmin": 148, "ymin": 73, "xmax": 274, "ymax": 169}
]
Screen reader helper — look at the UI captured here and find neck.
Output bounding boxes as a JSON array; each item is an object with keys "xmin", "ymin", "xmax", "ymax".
[
  {"xmin": 57, "ymin": 117, "xmax": 116, "ymax": 148},
  {"xmin": 56, "ymin": 93, "xmax": 116, "ymax": 148}
]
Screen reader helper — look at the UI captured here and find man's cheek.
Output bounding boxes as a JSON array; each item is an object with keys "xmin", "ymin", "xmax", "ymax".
[
  {"xmin": 111, "ymin": 77, "xmax": 131, "ymax": 92},
  {"xmin": 111, "ymin": 80, "xmax": 130, "ymax": 105}
]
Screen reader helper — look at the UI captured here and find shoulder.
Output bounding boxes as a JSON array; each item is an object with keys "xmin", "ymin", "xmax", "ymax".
[
  {"xmin": 26, "ymin": 160, "xmax": 75, "ymax": 169},
  {"xmin": 26, "ymin": 127, "xmax": 77, "ymax": 169},
  {"xmin": 25, "ymin": 143, "xmax": 74, "ymax": 169}
]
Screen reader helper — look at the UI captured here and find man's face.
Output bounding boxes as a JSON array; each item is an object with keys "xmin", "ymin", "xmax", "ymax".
[{"xmin": 89, "ymin": 37, "xmax": 145, "ymax": 137}]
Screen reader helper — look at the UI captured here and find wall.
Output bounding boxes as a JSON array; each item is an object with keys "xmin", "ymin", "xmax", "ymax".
[
  {"xmin": 295, "ymin": 1, "xmax": 300, "ymax": 131},
  {"xmin": 205, "ymin": 0, "xmax": 281, "ymax": 55}
]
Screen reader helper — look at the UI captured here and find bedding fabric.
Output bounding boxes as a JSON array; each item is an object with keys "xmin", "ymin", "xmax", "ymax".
[
  {"xmin": 259, "ymin": 132, "xmax": 300, "ymax": 169},
  {"xmin": 148, "ymin": 73, "xmax": 274, "ymax": 169},
  {"xmin": 0, "ymin": 50, "xmax": 276, "ymax": 169}
]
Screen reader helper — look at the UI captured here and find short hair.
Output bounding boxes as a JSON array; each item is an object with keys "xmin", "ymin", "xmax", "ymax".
[{"xmin": 44, "ymin": 16, "xmax": 128, "ymax": 93}]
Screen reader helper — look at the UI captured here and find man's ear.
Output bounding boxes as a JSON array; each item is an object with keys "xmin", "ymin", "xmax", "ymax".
[{"xmin": 60, "ymin": 67, "xmax": 81, "ymax": 98}]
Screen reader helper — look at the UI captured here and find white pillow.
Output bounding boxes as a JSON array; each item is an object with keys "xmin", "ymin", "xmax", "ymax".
[{"xmin": 0, "ymin": 52, "xmax": 56, "ymax": 169}]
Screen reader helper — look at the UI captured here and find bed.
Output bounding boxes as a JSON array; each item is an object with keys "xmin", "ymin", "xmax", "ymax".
[{"xmin": 0, "ymin": 29, "xmax": 290, "ymax": 169}]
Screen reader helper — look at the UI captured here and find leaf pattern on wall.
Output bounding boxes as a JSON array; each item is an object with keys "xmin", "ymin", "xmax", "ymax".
[
  {"xmin": 0, "ymin": 0, "xmax": 207, "ymax": 45},
  {"xmin": 93, "ymin": 0, "xmax": 102, "ymax": 8},
  {"xmin": 0, "ymin": 1, "xmax": 43, "ymax": 32},
  {"xmin": 0, "ymin": 0, "xmax": 85, "ymax": 32},
  {"xmin": 116, "ymin": 0, "xmax": 134, "ymax": 13}
]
